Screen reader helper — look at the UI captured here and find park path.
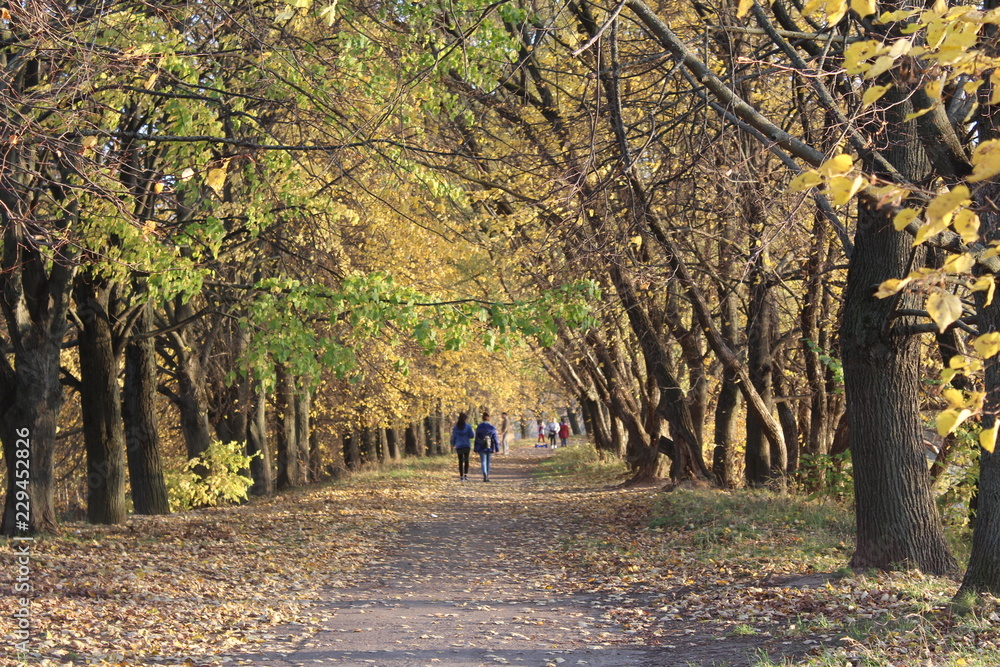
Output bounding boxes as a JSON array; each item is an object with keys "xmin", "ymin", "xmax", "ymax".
[{"xmin": 238, "ymin": 445, "xmax": 658, "ymax": 667}]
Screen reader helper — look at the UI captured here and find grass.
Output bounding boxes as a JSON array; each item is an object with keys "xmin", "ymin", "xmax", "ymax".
[
  {"xmin": 533, "ymin": 437, "xmax": 630, "ymax": 485},
  {"xmin": 538, "ymin": 444, "xmax": 1000, "ymax": 666}
]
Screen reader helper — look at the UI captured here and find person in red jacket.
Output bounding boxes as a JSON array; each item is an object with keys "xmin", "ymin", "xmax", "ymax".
[{"xmin": 558, "ymin": 417, "xmax": 570, "ymax": 447}]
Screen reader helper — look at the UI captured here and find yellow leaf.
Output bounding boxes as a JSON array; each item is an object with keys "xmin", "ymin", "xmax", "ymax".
[
  {"xmin": 893, "ymin": 208, "xmax": 919, "ymax": 231},
  {"xmin": 964, "ymin": 79, "xmax": 983, "ymax": 95},
  {"xmin": 874, "ymin": 277, "xmax": 911, "ymax": 298},
  {"xmin": 851, "ymin": 0, "xmax": 876, "ymax": 17},
  {"xmin": 949, "ymin": 355, "xmax": 968, "ymax": 370},
  {"xmin": 974, "ymin": 331, "xmax": 1000, "ymax": 358},
  {"xmin": 953, "ymin": 209, "xmax": 980, "ymax": 244},
  {"xmin": 180, "ymin": 167, "xmax": 195, "ymax": 182},
  {"xmin": 926, "ymin": 185, "xmax": 971, "ymax": 226},
  {"xmin": 737, "ymin": 0, "xmax": 755, "ymax": 17},
  {"xmin": 941, "ymin": 368, "xmax": 958, "ymax": 384},
  {"xmin": 991, "ymin": 71, "xmax": 1000, "ymax": 104},
  {"xmin": 802, "ymin": 0, "xmax": 824, "ymax": 16},
  {"xmin": 942, "ymin": 387, "xmax": 966, "ymax": 408},
  {"xmin": 844, "ymin": 40, "xmax": 883, "ymax": 74},
  {"xmin": 970, "ymin": 275, "xmax": 995, "ymax": 306},
  {"xmin": 82, "ymin": 135, "xmax": 98, "ymax": 150},
  {"xmin": 206, "ymin": 162, "xmax": 229, "ymax": 196},
  {"xmin": 937, "ymin": 408, "xmax": 972, "ymax": 436},
  {"xmin": 926, "ymin": 291, "xmax": 963, "ymax": 333},
  {"xmin": 864, "ymin": 55, "xmax": 895, "ymax": 79},
  {"xmin": 925, "ymin": 79, "xmax": 943, "ymax": 100},
  {"xmin": 888, "ymin": 38, "xmax": 912, "ymax": 58},
  {"xmin": 981, "ymin": 426, "xmax": 997, "ymax": 454},
  {"xmin": 904, "ymin": 106, "xmax": 934, "ymax": 121},
  {"xmin": 818, "ymin": 154, "xmax": 853, "ymax": 177},
  {"xmin": 862, "ymin": 84, "xmax": 892, "ymax": 107},
  {"xmin": 827, "ymin": 0, "xmax": 849, "ymax": 24},
  {"xmin": 0, "ymin": 8, "xmax": 9, "ymax": 19},
  {"xmin": 789, "ymin": 170, "xmax": 823, "ymax": 191},
  {"xmin": 153, "ymin": 182, "xmax": 164, "ymax": 194},
  {"xmin": 145, "ymin": 72, "xmax": 158, "ymax": 89},
  {"xmin": 941, "ymin": 252, "xmax": 974, "ymax": 274},
  {"xmin": 826, "ymin": 175, "xmax": 865, "ymax": 206},
  {"xmin": 970, "ymin": 139, "xmax": 1000, "ymax": 182}
]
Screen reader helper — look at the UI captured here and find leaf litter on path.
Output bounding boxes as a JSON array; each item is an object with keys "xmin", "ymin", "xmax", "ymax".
[{"xmin": 3, "ymin": 446, "xmax": 991, "ymax": 666}]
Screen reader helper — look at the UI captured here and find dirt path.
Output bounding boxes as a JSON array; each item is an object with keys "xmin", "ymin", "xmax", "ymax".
[{"xmin": 233, "ymin": 446, "xmax": 781, "ymax": 667}]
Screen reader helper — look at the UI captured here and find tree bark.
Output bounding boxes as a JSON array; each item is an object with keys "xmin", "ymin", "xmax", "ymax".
[
  {"xmin": 294, "ymin": 386, "xmax": 311, "ymax": 484},
  {"xmin": 0, "ymin": 193, "xmax": 76, "ymax": 535},
  {"xmin": 246, "ymin": 378, "xmax": 273, "ymax": 496},
  {"xmin": 275, "ymin": 366, "xmax": 298, "ymax": 488},
  {"xmin": 386, "ymin": 427, "xmax": 401, "ymax": 460},
  {"xmin": 123, "ymin": 301, "xmax": 170, "ymax": 515},
  {"xmin": 74, "ymin": 274, "xmax": 127, "ymax": 525}
]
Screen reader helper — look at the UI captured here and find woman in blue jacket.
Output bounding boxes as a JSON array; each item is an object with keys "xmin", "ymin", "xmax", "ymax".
[
  {"xmin": 474, "ymin": 412, "xmax": 500, "ymax": 482},
  {"xmin": 450, "ymin": 412, "xmax": 475, "ymax": 481}
]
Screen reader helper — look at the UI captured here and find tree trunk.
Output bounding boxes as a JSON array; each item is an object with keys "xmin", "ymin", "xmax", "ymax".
[
  {"xmin": 386, "ymin": 427, "xmax": 401, "ymax": 460},
  {"xmin": 744, "ymin": 230, "xmax": 779, "ymax": 486},
  {"xmin": 74, "ymin": 274, "xmax": 127, "ymax": 525},
  {"xmin": 294, "ymin": 386, "xmax": 311, "ymax": 484},
  {"xmin": 377, "ymin": 428, "xmax": 388, "ymax": 463},
  {"xmin": 360, "ymin": 426, "xmax": 375, "ymax": 464},
  {"xmin": 566, "ymin": 407, "xmax": 583, "ymax": 435},
  {"xmin": 0, "ymin": 207, "xmax": 76, "ymax": 535},
  {"xmin": 404, "ymin": 423, "xmax": 418, "ymax": 457},
  {"xmin": 842, "ymin": 203, "xmax": 956, "ymax": 574},
  {"xmin": 343, "ymin": 431, "xmax": 359, "ymax": 469},
  {"xmin": 246, "ymin": 379, "xmax": 273, "ymax": 496},
  {"xmin": 713, "ymin": 280, "xmax": 741, "ymax": 489},
  {"xmin": 957, "ymin": 179, "xmax": 1000, "ymax": 596},
  {"xmin": 123, "ymin": 301, "xmax": 170, "ymax": 515},
  {"xmin": 275, "ymin": 366, "xmax": 298, "ymax": 488}
]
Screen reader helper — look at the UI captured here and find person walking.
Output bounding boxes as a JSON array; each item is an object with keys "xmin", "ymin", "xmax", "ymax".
[
  {"xmin": 558, "ymin": 417, "xmax": 570, "ymax": 448},
  {"xmin": 474, "ymin": 412, "xmax": 500, "ymax": 481},
  {"xmin": 499, "ymin": 412, "xmax": 511, "ymax": 455},
  {"xmin": 536, "ymin": 419, "xmax": 546, "ymax": 447},
  {"xmin": 546, "ymin": 419, "xmax": 558, "ymax": 448},
  {"xmin": 451, "ymin": 412, "xmax": 475, "ymax": 481}
]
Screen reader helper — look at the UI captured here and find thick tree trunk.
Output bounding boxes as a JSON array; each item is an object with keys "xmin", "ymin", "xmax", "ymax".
[
  {"xmin": 566, "ymin": 407, "xmax": 583, "ymax": 436},
  {"xmin": 386, "ymin": 427, "xmax": 401, "ymax": 460},
  {"xmin": 343, "ymin": 431, "xmax": 360, "ymax": 469},
  {"xmin": 360, "ymin": 426, "xmax": 375, "ymax": 464},
  {"xmin": 166, "ymin": 331, "xmax": 214, "ymax": 463},
  {"xmin": 123, "ymin": 302, "xmax": 170, "ymax": 515},
  {"xmin": 842, "ymin": 202, "xmax": 956, "ymax": 574},
  {"xmin": 74, "ymin": 275, "xmax": 127, "ymax": 525},
  {"xmin": 404, "ymin": 423, "xmax": 419, "ymax": 457},
  {"xmin": 376, "ymin": 428, "xmax": 388, "ymax": 463},
  {"xmin": 0, "ymin": 210, "xmax": 76, "ymax": 534}
]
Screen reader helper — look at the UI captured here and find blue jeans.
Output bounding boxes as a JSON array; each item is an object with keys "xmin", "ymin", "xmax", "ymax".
[{"xmin": 479, "ymin": 452, "xmax": 492, "ymax": 478}]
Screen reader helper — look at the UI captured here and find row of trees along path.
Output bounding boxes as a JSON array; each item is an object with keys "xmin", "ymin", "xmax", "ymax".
[{"xmin": 234, "ymin": 446, "xmax": 816, "ymax": 667}]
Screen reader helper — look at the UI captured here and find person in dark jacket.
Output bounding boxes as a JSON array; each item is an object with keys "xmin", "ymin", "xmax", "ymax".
[
  {"xmin": 474, "ymin": 412, "xmax": 500, "ymax": 482},
  {"xmin": 451, "ymin": 412, "xmax": 475, "ymax": 481}
]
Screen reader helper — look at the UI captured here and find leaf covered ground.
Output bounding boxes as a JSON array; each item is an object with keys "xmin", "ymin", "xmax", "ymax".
[{"xmin": 1, "ymin": 442, "xmax": 996, "ymax": 666}]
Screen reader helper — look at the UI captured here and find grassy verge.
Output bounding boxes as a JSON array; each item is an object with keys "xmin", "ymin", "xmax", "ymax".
[{"xmin": 539, "ymin": 445, "xmax": 999, "ymax": 666}]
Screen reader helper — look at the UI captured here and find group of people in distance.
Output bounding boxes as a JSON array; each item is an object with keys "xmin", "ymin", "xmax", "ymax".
[
  {"xmin": 450, "ymin": 412, "xmax": 572, "ymax": 482},
  {"xmin": 449, "ymin": 411, "xmax": 510, "ymax": 482},
  {"xmin": 536, "ymin": 417, "xmax": 569, "ymax": 448}
]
